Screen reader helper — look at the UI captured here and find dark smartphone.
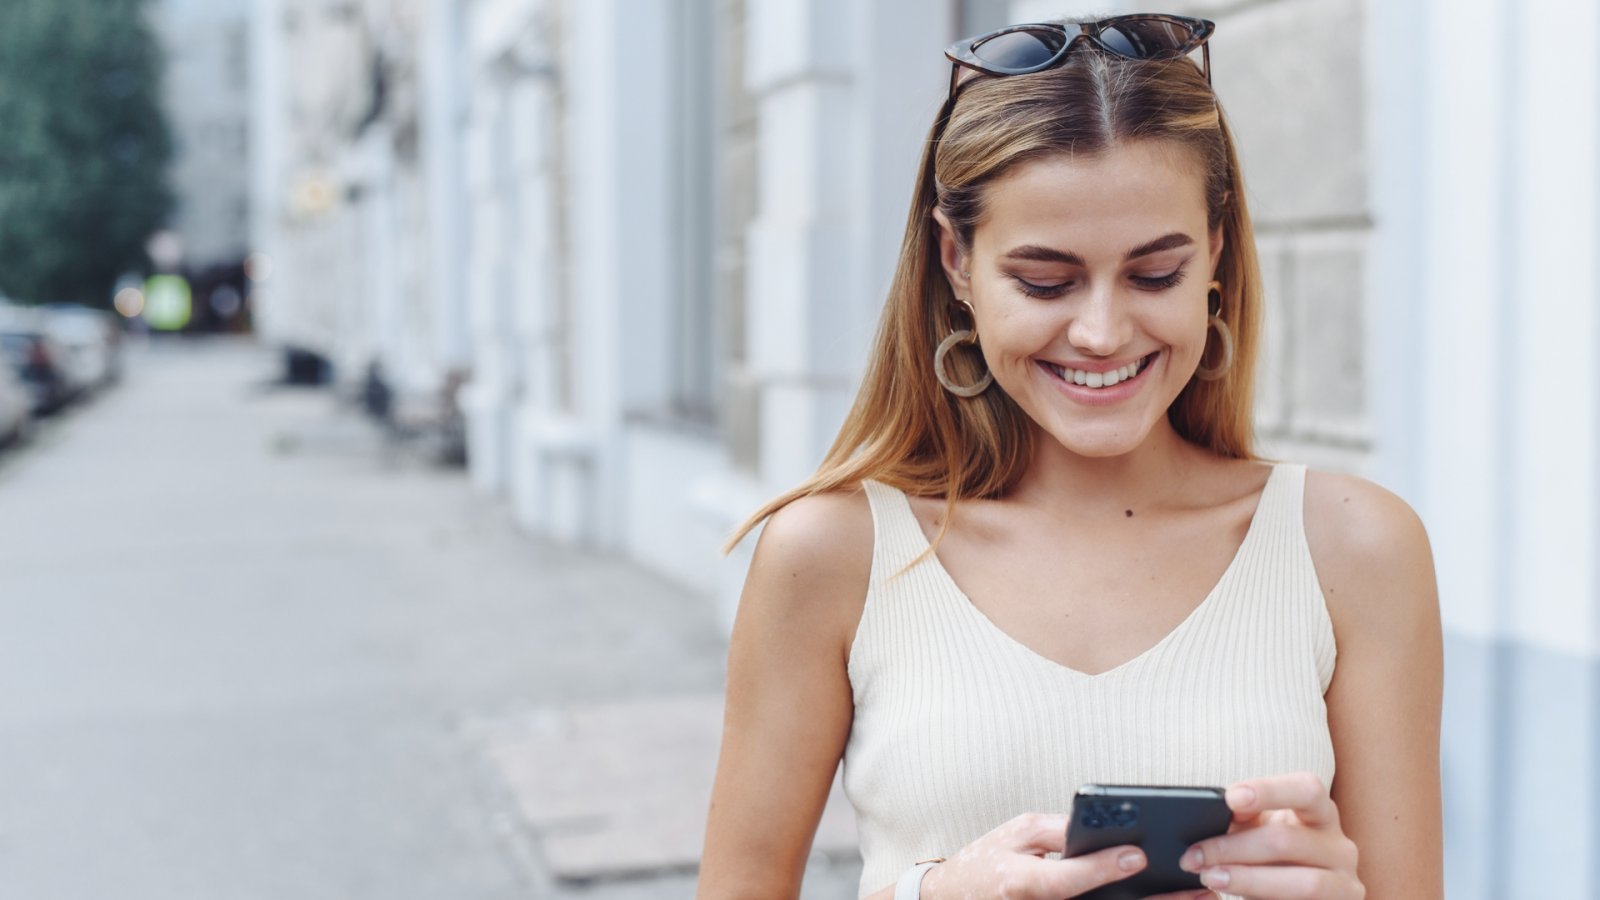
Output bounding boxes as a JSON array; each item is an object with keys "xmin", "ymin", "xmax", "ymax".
[{"xmin": 1063, "ymin": 784, "xmax": 1234, "ymax": 900}]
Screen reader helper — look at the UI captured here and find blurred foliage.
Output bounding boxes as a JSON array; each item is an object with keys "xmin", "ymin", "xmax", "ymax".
[{"xmin": 0, "ymin": 0, "xmax": 174, "ymax": 307}]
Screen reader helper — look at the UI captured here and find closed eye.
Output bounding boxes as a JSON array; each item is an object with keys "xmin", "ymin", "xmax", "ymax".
[
  {"xmin": 1010, "ymin": 275, "xmax": 1074, "ymax": 299},
  {"xmin": 1132, "ymin": 269, "xmax": 1186, "ymax": 290}
]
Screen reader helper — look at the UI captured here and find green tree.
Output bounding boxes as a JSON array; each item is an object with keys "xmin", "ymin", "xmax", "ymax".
[{"xmin": 0, "ymin": 0, "xmax": 174, "ymax": 307}]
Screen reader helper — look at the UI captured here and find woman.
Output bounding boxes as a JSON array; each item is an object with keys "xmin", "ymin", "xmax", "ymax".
[{"xmin": 699, "ymin": 15, "xmax": 1442, "ymax": 900}]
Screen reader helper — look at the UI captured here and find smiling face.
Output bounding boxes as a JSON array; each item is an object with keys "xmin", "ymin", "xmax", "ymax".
[{"xmin": 935, "ymin": 140, "xmax": 1224, "ymax": 460}]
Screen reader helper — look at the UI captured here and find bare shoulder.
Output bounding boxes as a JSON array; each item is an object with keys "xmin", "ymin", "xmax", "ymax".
[
  {"xmin": 705, "ymin": 488, "xmax": 875, "ymax": 894},
  {"xmin": 738, "ymin": 487, "xmax": 876, "ymax": 659},
  {"xmin": 1301, "ymin": 468, "xmax": 1438, "ymax": 630},
  {"xmin": 749, "ymin": 487, "xmax": 874, "ymax": 591},
  {"xmin": 1300, "ymin": 474, "xmax": 1445, "ymax": 896}
]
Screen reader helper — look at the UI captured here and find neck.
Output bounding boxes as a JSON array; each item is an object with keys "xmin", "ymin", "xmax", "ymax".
[{"xmin": 1010, "ymin": 418, "xmax": 1203, "ymax": 516}]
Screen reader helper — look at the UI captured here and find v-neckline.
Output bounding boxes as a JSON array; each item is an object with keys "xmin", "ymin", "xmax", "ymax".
[{"xmin": 899, "ymin": 464, "xmax": 1281, "ymax": 681}]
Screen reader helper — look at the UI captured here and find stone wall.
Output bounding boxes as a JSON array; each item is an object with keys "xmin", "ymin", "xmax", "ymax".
[{"xmin": 1163, "ymin": 0, "xmax": 1371, "ymax": 471}]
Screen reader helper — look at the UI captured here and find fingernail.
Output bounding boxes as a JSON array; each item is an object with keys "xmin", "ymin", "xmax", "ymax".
[
  {"xmin": 1225, "ymin": 785, "xmax": 1255, "ymax": 809},
  {"xmin": 1179, "ymin": 847, "xmax": 1203, "ymax": 872},
  {"xmin": 1118, "ymin": 849, "xmax": 1145, "ymax": 872},
  {"xmin": 1200, "ymin": 867, "xmax": 1231, "ymax": 889}
]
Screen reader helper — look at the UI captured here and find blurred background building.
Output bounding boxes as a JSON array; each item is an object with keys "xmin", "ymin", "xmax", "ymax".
[
  {"xmin": 151, "ymin": 0, "xmax": 253, "ymax": 270},
  {"xmin": 245, "ymin": 0, "xmax": 1599, "ymax": 896},
  {"xmin": 149, "ymin": 0, "xmax": 256, "ymax": 332}
]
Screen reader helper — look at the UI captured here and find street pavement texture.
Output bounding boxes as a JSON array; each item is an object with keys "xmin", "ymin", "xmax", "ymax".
[{"xmin": 0, "ymin": 339, "xmax": 862, "ymax": 899}]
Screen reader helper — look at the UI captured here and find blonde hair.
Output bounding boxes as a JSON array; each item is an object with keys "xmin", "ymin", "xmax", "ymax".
[{"xmin": 726, "ymin": 49, "xmax": 1262, "ymax": 551}]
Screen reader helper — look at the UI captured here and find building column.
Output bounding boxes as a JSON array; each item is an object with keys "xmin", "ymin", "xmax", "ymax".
[
  {"xmin": 501, "ymin": 7, "xmax": 571, "ymax": 537},
  {"xmin": 421, "ymin": 0, "xmax": 471, "ymax": 379},
  {"xmin": 495, "ymin": 0, "xmax": 677, "ymax": 544},
  {"xmin": 461, "ymin": 76, "xmax": 518, "ymax": 493},
  {"xmin": 703, "ymin": 0, "xmax": 948, "ymax": 629},
  {"xmin": 356, "ymin": 125, "xmax": 399, "ymax": 386},
  {"xmin": 741, "ymin": 0, "xmax": 859, "ymax": 495},
  {"xmin": 1370, "ymin": 0, "xmax": 1600, "ymax": 895},
  {"xmin": 248, "ymin": 0, "xmax": 290, "ymax": 345}
]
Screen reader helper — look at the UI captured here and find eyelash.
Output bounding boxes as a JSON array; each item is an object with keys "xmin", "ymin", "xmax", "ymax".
[
  {"xmin": 1135, "ymin": 269, "xmax": 1187, "ymax": 291},
  {"xmin": 1011, "ymin": 269, "xmax": 1187, "ymax": 299}
]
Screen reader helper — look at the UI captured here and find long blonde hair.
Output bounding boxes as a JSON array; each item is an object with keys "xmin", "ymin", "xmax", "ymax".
[{"xmin": 726, "ymin": 49, "xmax": 1262, "ymax": 551}]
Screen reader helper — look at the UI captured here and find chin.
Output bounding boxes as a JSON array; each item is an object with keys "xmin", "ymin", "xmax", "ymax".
[{"xmin": 1037, "ymin": 421, "xmax": 1154, "ymax": 459}]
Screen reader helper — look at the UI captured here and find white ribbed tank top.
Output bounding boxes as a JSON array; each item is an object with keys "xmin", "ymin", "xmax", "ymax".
[{"xmin": 843, "ymin": 463, "xmax": 1336, "ymax": 898}]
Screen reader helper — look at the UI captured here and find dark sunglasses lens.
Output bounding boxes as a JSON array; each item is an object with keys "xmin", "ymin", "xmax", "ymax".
[
  {"xmin": 1098, "ymin": 19, "xmax": 1195, "ymax": 59},
  {"xmin": 971, "ymin": 28, "xmax": 1067, "ymax": 70}
]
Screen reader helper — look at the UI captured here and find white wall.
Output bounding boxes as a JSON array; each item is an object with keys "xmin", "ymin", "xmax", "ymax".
[{"xmin": 1369, "ymin": 0, "xmax": 1600, "ymax": 894}]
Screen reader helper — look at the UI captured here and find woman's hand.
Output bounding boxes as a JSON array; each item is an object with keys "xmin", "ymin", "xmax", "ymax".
[
  {"xmin": 1178, "ymin": 772, "xmax": 1364, "ymax": 899},
  {"xmin": 917, "ymin": 812, "xmax": 1150, "ymax": 899}
]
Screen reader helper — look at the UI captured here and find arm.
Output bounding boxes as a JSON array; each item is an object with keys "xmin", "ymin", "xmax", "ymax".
[
  {"xmin": 1306, "ymin": 471, "xmax": 1445, "ymax": 898},
  {"xmin": 697, "ymin": 490, "xmax": 872, "ymax": 900},
  {"xmin": 1176, "ymin": 471, "xmax": 1444, "ymax": 899}
]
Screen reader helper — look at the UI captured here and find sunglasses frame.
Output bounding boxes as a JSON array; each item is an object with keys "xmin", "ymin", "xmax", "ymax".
[{"xmin": 943, "ymin": 14, "xmax": 1216, "ymax": 102}]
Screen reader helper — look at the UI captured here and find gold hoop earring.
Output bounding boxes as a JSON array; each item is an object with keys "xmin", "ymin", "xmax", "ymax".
[
  {"xmin": 934, "ymin": 326, "xmax": 993, "ymax": 397},
  {"xmin": 1195, "ymin": 280, "xmax": 1233, "ymax": 381}
]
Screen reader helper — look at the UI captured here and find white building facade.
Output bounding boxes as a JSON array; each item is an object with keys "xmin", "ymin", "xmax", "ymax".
[{"xmin": 251, "ymin": 0, "xmax": 1600, "ymax": 894}]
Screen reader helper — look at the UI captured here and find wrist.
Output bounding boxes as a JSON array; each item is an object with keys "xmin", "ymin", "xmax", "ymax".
[{"xmin": 895, "ymin": 858, "xmax": 945, "ymax": 900}]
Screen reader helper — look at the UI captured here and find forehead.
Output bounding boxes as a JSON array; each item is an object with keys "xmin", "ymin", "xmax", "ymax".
[{"xmin": 971, "ymin": 141, "xmax": 1209, "ymax": 256}]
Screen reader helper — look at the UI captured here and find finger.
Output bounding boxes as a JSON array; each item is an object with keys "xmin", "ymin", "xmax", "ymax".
[
  {"xmin": 1198, "ymin": 863, "xmax": 1360, "ymax": 899},
  {"xmin": 1036, "ymin": 844, "xmax": 1146, "ymax": 897},
  {"xmin": 1226, "ymin": 772, "xmax": 1340, "ymax": 828},
  {"xmin": 1180, "ymin": 822, "xmax": 1355, "ymax": 871},
  {"xmin": 1221, "ymin": 801, "xmax": 1281, "ymax": 833},
  {"xmin": 995, "ymin": 812, "xmax": 1070, "ymax": 855}
]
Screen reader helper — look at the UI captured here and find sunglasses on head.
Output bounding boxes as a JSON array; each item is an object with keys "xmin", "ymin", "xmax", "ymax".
[{"xmin": 943, "ymin": 14, "xmax": 1216, "ymax": 102}]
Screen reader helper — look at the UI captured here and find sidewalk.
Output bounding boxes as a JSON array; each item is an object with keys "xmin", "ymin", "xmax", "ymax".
[{"xmin": 0, "ymin": 338, "xmax": 860, "ymax": 899}]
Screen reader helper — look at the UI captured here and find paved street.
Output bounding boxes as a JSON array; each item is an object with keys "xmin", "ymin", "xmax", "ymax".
[{"xmin": 0, "ymin": 338, "xmax": 861, "ymax": 899}]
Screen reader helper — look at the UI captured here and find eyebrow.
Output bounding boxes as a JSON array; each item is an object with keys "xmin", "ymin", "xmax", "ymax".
[{"xmin": 1001, "ymin": 232, "xmax": 1195, "ymax": 266}]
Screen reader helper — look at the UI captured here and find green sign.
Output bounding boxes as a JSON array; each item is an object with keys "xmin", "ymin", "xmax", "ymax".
[{"xmin": 143, "ymin": 274, "xmax": 191, "ymax": 331}]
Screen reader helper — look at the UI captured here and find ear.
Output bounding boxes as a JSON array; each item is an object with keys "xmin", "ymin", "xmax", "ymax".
[{"xmin": 931, "ymin": 207, "xmax": 972, "ymax": 300}]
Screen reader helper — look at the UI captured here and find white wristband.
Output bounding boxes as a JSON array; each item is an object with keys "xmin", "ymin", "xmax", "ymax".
[{"xmin": 894, "ymin": 859, "xmax": 942, "ymax": 900}]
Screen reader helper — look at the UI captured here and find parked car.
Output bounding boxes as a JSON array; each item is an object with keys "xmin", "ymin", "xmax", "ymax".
[
  {"xmin": 0, "ymin": 361, "xmax": 32, "ymax": 445},
  {"xmin": 0, "ymin": 305, "xmax": 76, "ymax": 414},
  {"xmin": 41, "ymin": 302, "xmax": 124, "ymax": 390}
]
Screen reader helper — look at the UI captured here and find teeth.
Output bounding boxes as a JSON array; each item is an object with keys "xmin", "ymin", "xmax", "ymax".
[{"xmin": 1052, "ymin": 355, "xmax": 1149, "ymax": 389}]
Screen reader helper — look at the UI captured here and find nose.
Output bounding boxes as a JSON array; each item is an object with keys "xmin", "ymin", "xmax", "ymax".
[{"xmin": 1065, "ymin": 282, "xmax": 1132, "ymax": 357}]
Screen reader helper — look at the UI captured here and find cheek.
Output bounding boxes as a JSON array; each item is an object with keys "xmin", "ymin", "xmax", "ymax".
[
  {"xmin": 974, "ymin": 300, "xmax": 1055, "ymax": 350},
  {"xmin": 1159, "ymin": 299, "xmax": 1212, "ymax": 343},
  {"xmin": 1179, "ymin": 312, "xmax": 1210, "ymax": 343},
  {"xmin": 979, "ymin": 319, "xmax": 1057, "ymax": 374}
]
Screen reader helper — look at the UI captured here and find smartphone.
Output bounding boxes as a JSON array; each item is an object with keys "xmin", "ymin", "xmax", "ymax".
[{"xmin": 1063, "ymin": 784, "xmax": 1234, "ymax": 900}]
